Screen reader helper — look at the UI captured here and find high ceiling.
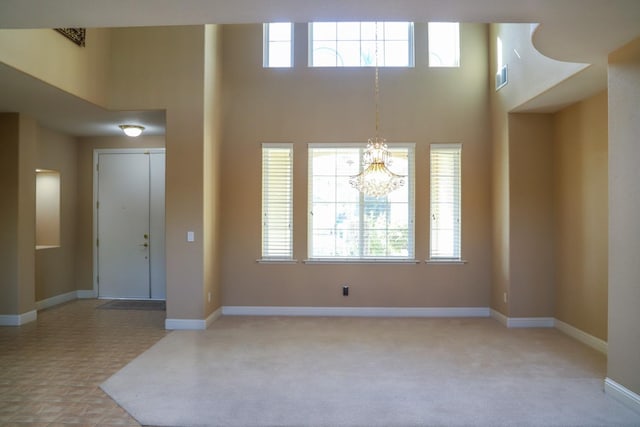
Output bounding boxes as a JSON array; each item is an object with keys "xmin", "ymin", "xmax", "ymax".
[{"xmin": 0, "ymin": 0, "xmax": 639, "ymax": 136}]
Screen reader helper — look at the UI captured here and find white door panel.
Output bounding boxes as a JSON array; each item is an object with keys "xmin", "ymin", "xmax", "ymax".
[
  {"xmin": 96, "ymin": 151, "xmax": 165, "ymax": 300},
  {"xmin": 149, "ymin": 152, "xmax": 166, "ymax": 300}
]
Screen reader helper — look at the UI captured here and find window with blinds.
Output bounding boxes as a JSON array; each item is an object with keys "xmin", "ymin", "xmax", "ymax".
[
  {"xmin": 430, "ymin": 143, "xmax": 461, "ymax": 260},
  {"xmin": 261, "ymin": 143, "xmax": 293, "ymax": 259},
  {"xmin": 308, "ymin": 143, "xmax": 415, "ymax": 260}
]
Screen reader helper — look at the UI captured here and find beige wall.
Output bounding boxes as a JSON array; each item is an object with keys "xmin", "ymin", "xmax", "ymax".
[
  {"xmin": 0, "ymin": 28, "xmax": 111, "ymax": 106},
  {"xmin": 203, "ymin": 25, "xmax": 224, "ymax": 313},
  {"xmin": 607, "ymin": 37, "xmax": 640, "ymax": 396},
  {"xmin": 0, "ymin": 113, "xmax": 37, "ymax": 315},
  {"xmin": 489, "ymin": 23, "xmax": 593, "ymax": 317},
  {"xmin": 220, "ymin": 23, "xmax": 492, "ymax": 307},
  {"xmin": 75, "ymin": 136, "xmax": 166, "ymax": 291},
  {"xmin": 508, "ymin": 113, "xmax": 555, "ymax": 317},
  {"xmin": 35, "ymin": 127, "xmax": 78, "ymax": 301},
  {"xmin": 0, "ymin": 113, "xmax": 21, "ymax": 314},
  {"xmin": 108, "ymin": 25, "xmax": 221, "ymax": 320},
  {"xmin": 554, "ymin": 91, "xmax": 608, "ymax": 340}
]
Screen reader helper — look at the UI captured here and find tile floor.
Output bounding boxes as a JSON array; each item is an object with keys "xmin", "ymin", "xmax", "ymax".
[{"xmin": 0, "ymin": 299, "xmax": 168, "ymax": 426}]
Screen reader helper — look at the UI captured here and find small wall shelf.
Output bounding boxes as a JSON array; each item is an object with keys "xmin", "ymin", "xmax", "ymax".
[{"xmin": 35, "ymin": 169, "xmax": 61, "ymax": 249}]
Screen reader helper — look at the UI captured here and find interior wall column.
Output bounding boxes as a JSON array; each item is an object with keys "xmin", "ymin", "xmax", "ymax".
[{"xmin": 0, "ymin": 113, "xmax": 37, "ymax": 325}]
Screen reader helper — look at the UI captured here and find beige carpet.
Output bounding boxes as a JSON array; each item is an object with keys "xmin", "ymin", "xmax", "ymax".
[{"xmin": 101, "ymin": 316, "xmax": 640, "ymax": 426}]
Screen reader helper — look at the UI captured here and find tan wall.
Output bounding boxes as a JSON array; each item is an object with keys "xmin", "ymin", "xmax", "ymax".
[
  {"xmin": 0, "ymin": 113, "xmax": 21, "ymax": 314},
  {"xmin": 554, "ymin": 91, "xmax": 608, "ymax": 340},
  {"xmin": 508, "ymin": 113, "xmax": 555, "ymax": 317},
  {"xmin": 75, "ymin": 136, "xmax": 166, "ymax": 291},
  {"xmin": 35, "ymin": 127, "xmax": 78, "ymax": 301},
  {"xmin": 0, "ymin": 114, "xmax": 37, "ymax": 315},
  {"xmin": 108, "ymin": 26, "xmax": 211, "ymax": 320},
  {"xmin": 607, "ymin": 37, "xmax": 640, "ymax": 396},
  {"xmin": 489, "ymin": 23, "xmax": 591, "ymax": 317},
  {"xmin": 489, "ymin": 26, "xmax": 510, "ymax": 314},
  {"xmin": 0, "ymin": 28, "xmax": 111, "ymax": 106},
  {"xmin": 220, "ymin": 23, "xmax": 491, "ymax": 307},
  {"xmin": 203, "ymin": 25, "xmax": 224, "ymax": 314}
]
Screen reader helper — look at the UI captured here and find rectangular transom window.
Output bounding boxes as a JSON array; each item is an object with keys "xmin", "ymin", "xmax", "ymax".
[
  {"xmin": 308, "ymin": 143, "xmax": 415, "ymax": 260},
  {"xmin": 309, "ymin": 22, "xmax": 414, "ymax": 67},
  {"xmin": 428, "ymin": 22, "xmax": 460, "ymax": 67},
  {"xmin": 263, "ymin": 23, "xmax": 293, "ymax": 68},
  {"xmin": 262, "ymin": 143, "xmax": 293, "ymax": 259},
  {"xmin": 430, "ymin": 143, "xmax": 461, "ymax": 259}
]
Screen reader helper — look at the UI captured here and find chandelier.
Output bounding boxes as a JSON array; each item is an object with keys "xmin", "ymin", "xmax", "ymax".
[{"xmin": 349, "ymin": 25, "xmax": 405, "ymax": 198}]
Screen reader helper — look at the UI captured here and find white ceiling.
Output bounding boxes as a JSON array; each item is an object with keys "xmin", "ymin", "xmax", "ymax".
[{"xmin": 0, "ymin": 0, "xmax": 639, "ymax": 136}]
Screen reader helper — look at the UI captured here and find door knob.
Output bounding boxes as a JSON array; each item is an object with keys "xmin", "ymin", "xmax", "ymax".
[
  {"xmin": 139, "ymin": 243, "xmax": 149, "ymax": 247},
  {"xmin": 144, "ymin": 234, "xmax": 149, "ymax": 239}
]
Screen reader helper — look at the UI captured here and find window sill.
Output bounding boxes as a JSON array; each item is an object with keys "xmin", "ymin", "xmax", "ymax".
[
  {"xmin": 256, "ymin": 258, "xmax": 298, "ymax": 264},
  {"xmin": 304, "ymin": 259, "xmax": 421, "ymax": 265},
  {"xmin": 425, "ymin": 259, "xmax": 467, "ymax": 265}
]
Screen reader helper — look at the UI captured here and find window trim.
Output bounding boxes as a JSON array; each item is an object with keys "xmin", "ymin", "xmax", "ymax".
[
  {"xmin": 429, "ymin": 143, "xmax": 462, "ymax": 262},
  {"xmin": 307, "ymin": 142, "xmax": 415, "ymax": 261},
  {"xmin": 260, "ymin": 143, "xmax": 295, "ymax": 262}
]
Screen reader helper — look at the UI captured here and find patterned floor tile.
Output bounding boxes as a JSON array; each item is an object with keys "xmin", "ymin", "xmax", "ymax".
[{"xmin": 0, "ymin": 299, "xmax": 167, "ymax": 426}]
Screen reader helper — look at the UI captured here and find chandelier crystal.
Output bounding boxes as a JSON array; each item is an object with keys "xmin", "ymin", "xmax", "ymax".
[
  {"xmin": 349, "ymin": 136, "xmax": 405, "ymax": 197},
  {"xmin": 349, "ymin": 24, "xmax": 405, "ymax": 198}
]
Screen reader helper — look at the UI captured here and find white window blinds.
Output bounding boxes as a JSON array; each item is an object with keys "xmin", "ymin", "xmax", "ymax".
[
  {"xmin": 430, "ymin": 143, "xmax": 461, "ymax": 259},
  {"xmin": 262, "ymin": 143, "xmax": 293, "ymax": 259}
]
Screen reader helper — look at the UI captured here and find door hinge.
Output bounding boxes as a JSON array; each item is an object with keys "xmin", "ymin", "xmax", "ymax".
[
  {"xmin": 96, "ymin": 201, "xmax": 99, "ymax": 209},
  {"xmin": 96, "ymin": 163, "xmax": 99, "ymax": 172},
  {"xmin": 97, "ymin": 275, "xmax": 99, "ymax": 284},
  {"xmin": 96, "ymin": 238, "xmax": 99, "ymax": 247}
]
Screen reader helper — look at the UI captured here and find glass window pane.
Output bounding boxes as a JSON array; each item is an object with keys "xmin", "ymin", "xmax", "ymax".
[
  {"xmin": 310, "ymin": 21, "xmax": 413, "ymax": 68},
  {"xmin": 429, "ymin": 22, "xmax": 460, "ymax": 67},
  {"xmin": 337, "ymin": 41, "xmax": 361, "ymax": 66},
  {"xmin": 309, "ymin": 144, "xmax": 414, "ymax": 259},
  {"xmin": 384, "ymin": 40, "xmax": 408, "ymax": 66},
  {"xmin": 384, "ymin": 22, "xmax": 409, "ymax": 40},
  {"xmin": 313, "ymin": 22, "xmax": 336, "ymax": 40},
  {"xmin": 269, "ymin": 23, "xmax": 291, "ymax": 41},
  {"xmin": 337, "ymin": 22, "xmax": 361, "ymax": 40},
  {"xmin": 268, "ymin": 42, "xmax": 291, "ymax": 67},
  {"xmin": 312, "ymin": 41, "xmax": 337, "ymax": 66}
]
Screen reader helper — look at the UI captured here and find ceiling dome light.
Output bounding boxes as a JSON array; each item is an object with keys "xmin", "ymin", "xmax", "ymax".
[{"xmin": 119, "ymin": 124, "xmax": 145, "ymax": 137}]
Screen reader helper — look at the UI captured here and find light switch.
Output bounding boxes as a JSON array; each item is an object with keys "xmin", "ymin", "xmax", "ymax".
[{"xmin": 187, "ymin": 231, "xmax": 195, "ymax": 242}]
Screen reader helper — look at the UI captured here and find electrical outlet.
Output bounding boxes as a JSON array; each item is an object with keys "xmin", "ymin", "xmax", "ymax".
[
  {"xmin": 503, "ymin": 292, "xmax": 508, "ymax": 303},
  {"xmin": 342, "ymin": 285, "xmax": 349, "ymax": 296}
]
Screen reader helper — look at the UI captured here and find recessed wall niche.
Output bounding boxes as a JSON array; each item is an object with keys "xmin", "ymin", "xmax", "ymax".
[{"xmin": 35, "ymin": 169, "xmax": 61, "ymax": 249}]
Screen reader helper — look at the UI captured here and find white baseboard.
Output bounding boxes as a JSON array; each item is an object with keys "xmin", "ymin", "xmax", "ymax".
[
  {"xmin": 206, "ymin": 307, "xmax": 222, "ymax": 328},
  {"xmin": 165, "ymin": 306, "xmax": 222, "ymax": 330},
  {"xmin": 507, "ymin": 317, "xmax": 555, "ymax": 328},
  {"xmin": 490, "ymin": 309, "xmax": 554, "ymax": 328},
  {"xmin": 0, "ymin": 309, "xmax": 37, "ymax": 326},
  {"xmin": 490, "ymin": 309, "xmax": 508, "ymax": 326},
  {"xmin": 77, "ymin": 289, "xmax": 97, "ymax": 299},
  {"xmin": 605, "ymin": 378, "xmax": 640, "ymax": 414},
  {"xmin": 555, "ymin": 319, "xmax": 607, "ymax": 354},
  {"xmin": 36, "ymin": 291, "xmax": 77, "ymax": 310},
  {"xmin": 165, "ymin": 318, "xmax": 206, "ymax": 330},
  {"xmin": 221, "ymin": 306, "xmax": 491, "ymax": 318}
]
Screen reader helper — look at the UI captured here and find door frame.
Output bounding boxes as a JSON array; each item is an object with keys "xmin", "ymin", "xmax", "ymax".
[{"xmin": 92, "ymin": 148, "xmax": 166, "ymax": 298}]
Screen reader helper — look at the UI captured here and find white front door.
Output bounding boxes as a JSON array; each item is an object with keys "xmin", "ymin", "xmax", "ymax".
[{"xmin": 96, "ymin": 150, "xmax": 165, "ymax": 299}]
